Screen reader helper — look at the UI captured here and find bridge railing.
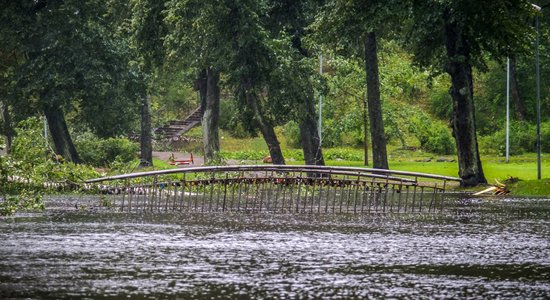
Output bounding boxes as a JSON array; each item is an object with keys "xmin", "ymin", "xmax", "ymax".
[{"xmin": 85, "ymin": 165, "xmax": 461, "ymax": 214}]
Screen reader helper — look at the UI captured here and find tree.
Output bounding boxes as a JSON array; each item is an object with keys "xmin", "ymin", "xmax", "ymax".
[
  {"xmin": 266, "ymin": 0, "xmax": 325, "ymax": 166},
  {"xmin": 312, "ymin": 0, "xmax": 404, "ymax": 169},
  {"xmin": 1, "ymin": 0, "xmax": 144, "ymax": 163},
  {"xmin": 225, "ymin": 0, "xmax": 287, "ymax": 164},
  {"xmin": 201, "ymin": 68, "xmax": 221, "ymax": 161},
  {"xmin": 364, "ymin": 31, "xmax": 388, "ymax": 169},
  {"xmin": 0, "ymin": 100, "xmax": 13, "ymax": 154},
  {"xmin": 164, "ymin": 0, "xmax": 224, "ymax": 164},
  {"xmin": 407, "ymin": 0, "xmax": 535, "ymax": 186},
  {"xmin": 130, "ymin": 0, "xmax": 169, "ymax": 166},
  {"xmin": 165, "ymin": 0, "xmax": 289, "ymax": 164}
]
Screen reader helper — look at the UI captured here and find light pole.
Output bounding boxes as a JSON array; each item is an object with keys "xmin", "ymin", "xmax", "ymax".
[
  {"xmin": 318, "ymin": 54, "xmax": 323, "ymax": 146},
  {"xmin": 506, "ymin": 57, "xmax": 510, "ymax": 163},
  {"xmin": 533, "ymin": 3, "xmax": 542, "ymax": 179}
]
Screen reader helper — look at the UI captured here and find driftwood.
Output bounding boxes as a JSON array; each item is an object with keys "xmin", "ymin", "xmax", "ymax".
[{"xmin": 473, "ymin": 180, "xmax": 509, "ymax": 196}]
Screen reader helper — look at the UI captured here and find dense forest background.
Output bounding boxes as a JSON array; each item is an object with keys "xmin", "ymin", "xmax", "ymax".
[{"xmin": 1, "ymin": 0, "xmax": 550, "ymax": 187}]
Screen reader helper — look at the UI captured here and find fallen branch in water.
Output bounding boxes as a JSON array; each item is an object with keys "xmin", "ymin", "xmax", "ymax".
[{"xmin": 473, "ymin": 179, "xmax": 510, "ymax": 196}]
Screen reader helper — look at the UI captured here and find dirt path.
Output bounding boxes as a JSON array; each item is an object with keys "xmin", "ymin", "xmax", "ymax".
[{"xmin": 152, "ymin": 151, "xmax": 242, "ymax": 166}]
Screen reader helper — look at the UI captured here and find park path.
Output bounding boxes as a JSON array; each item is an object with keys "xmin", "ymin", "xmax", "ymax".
[{"xmin": 152, "ymin": 151, "xmax": 242, "ymax": 166}]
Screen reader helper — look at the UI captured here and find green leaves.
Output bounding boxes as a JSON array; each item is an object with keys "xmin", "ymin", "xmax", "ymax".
[
  {"xmin": 407, "ymin": 0, "xmax": 535, "ymax": 70},
  {"xmin": 2, "ymin": 0, "xmax": 145, "ymax": 138}
]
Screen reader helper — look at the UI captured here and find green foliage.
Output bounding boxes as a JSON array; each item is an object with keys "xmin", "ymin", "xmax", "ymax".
[
  {"xmin": 99, "ymin": 195, "xmax": 114, "ymax": 209},
  {"xmin": 1, "ymin": 0, "xmax": 145, "ymax": 142},
  {"xmin": 203, "ymin": 152, "xmax": 227, "ymax": 166},
  {"xmin": 324, "ymin": 148, "xmax": 363, "ymax": 161},
  {"xmin": 0, "ymin": 189, "xmax": 44, "ymax": 216},
  {"xmin": 219, "ymin": 99, "xmax": 256, "ymax": 138},
  {"xmin": 407, "ymin": 0, "xmax": 535, "ymax": 71},
  {"xmin": 148, "ymin": 66, "xmax": 198, "ymax": 129},
  {"xmin": 10, "ymin": 118, "xmax": 49, "ymax": 170},
  {"xmin": 428, "ymin": 77, "xmax": 453, "ymax": 120},
  {"xmin": 220, "ymin": 150, "xmax": 268, "ymax": 161},
  {"xmin": 0, "ymin": 122, "xmax": 45, "ymax": 215},
  {"xmin": 0, "ymin": 117, "xmax": 104, "ymax": 215},
  {"xmin": 282, "ymin": 121, "xmax": 301, "ymax": 149},
  {"xmin": 75, "ymin": 133, "xmax": 139, "ymax": 167},
  {"xmin": 479, "ymin": 120, "xmax": 550, "ymax": 155},
  {"xmin": 283, "ymin": 149, "xmax": 304, "ymax": 161},
  {"xmin": 409, "ymin": 111, "xmax": 456, "ymax": 155},
  {"xmin": 219, "ymin": 147, "xmax": 365, "ymax": 162}
]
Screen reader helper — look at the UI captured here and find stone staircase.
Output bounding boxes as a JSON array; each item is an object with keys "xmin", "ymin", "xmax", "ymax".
[{"xmin": 154, "ymin": 107, "xmax": 202, "ymax": 140}]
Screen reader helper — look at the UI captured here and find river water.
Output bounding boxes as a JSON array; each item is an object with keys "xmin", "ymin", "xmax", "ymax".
[{"xmin": 1, "ymin": 195, "xmax": 549, "ymax": 299}]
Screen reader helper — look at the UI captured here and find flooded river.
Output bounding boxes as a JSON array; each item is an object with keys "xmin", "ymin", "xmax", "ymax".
[{"xmin": 1, "ymin": 195, "xmax": 549, "ymax": 299}]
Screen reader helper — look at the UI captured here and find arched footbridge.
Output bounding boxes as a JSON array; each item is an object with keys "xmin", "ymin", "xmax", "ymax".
[{"xmin": 85, "ymin": 165, "xmax": 462, "ymax": 214}]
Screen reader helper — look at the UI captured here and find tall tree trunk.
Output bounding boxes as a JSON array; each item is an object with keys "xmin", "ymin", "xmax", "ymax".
[
  {"xmin": 44, "ymin": 105, "xmax": 80, "ymax": 163},
  {"xmin": 444, "ymin": 18, "xmax": 487, "ymax": 187},
  {"xmin": 202, "ymin": 68, "xmax": 220, "ymax": 163},
  {"xmin": 196, "ymin": 69, "xmax": 207, "ymax": 116},
  {"xmin": 363, "ymin": 97, "xmax": 369, "ymax": 166},
  {"xmin": 299, "ymin": 97, "xmax": 324, "ymax": 166},
  {"xmin": 140, "ymin": 95, "xmax": 153, "ymax": 167},
  {"xmin": 364, "ymin": 31, "xmax": 388, "ymax": 170},
  {"xmin": 1, "ymin": 100, "xmax": 13, "ymax": 154},
  {"xmin": 243, "ymin": 81, "xmax": 284, "ymax": 165},
  {"xmin": 509, "ymin": 57, "xmax": 526, "ymax": 121}
]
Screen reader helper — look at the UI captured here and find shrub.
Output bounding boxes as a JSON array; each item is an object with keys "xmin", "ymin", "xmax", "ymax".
[
  {"xmin": 409, "ymin": 112, "xmax": 455, "ymax": 155},
  {"xmin": 1, "ymin": 118, "xmax": 100, "ymax": 216},
  {"xmin": 75, "ymin": 132, "xmax": 138, "ymax": 167},
  {"xmin": 283, "ymin": 120, "xmax": 301, "ymax": 149},
  {"xmin": 220, "ymin": 150, "xmax": 268, "ymax": 161},
  {"xmin": 11, "ymin": 117, "xmax": 49, "ymax": 169},
  {"xmin": 541, "ymin": 121, "xmax": 550, "ymax": 152},
  {"xmin": 324, "ymin": 148, "xmax": 363, "ymax": 161},
  {"xmin": 283, "ymin": 149, "xmax": 304, "ymax": 161},
  {"xmin": 219, "ymin": 100, "xmax": 256, "ymax": 138},
  {"xmin": 320, "ymin": 118, "xmax": 342, "ymax": 148},
  {"xmin": 479, "ymin": 121, "xmax": 536, "ymax": 155},
  {"xmin": 423, "ymin": 125, "xmax": 455, "ymax": 155}
]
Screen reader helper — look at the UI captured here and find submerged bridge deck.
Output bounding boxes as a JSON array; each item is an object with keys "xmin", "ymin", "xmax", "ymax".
[{"xmin": 85, "ymin": 165, "xmax": 461, "ymax": 214}]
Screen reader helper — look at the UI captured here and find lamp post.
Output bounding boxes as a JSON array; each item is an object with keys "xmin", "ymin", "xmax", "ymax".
[
  {"xmin": 506, "ymin": 58, "xmax": 510, "ymax": 163},
  {"xmin": 318, "ymin": 54, "xmax": 323, "ymax": 146},
  {"xmin": 533, "ymin": 3, "xmax": 542, "ymax": 180}
]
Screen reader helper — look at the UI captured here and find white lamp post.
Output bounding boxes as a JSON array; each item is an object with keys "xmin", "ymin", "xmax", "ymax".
[
  {"xmin": 318, "ymin": 54, "xmax": 323, "ymax": 146},
  {"xmin": 533, "ymin": 3, "xmax": 542, "ymax": 179},
  {"xmin": 506, "ymin": 58, "xmax": 510, "ymax": 163}
]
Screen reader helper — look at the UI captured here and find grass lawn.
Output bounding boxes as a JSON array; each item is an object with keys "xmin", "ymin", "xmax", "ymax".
[
  {"xmin": 180, "ymin": 130, "xmax": 550, "ymax": 196},
  {"xmin": 308, "ymin": 154, "xmax": 550, "ymax": 181}
]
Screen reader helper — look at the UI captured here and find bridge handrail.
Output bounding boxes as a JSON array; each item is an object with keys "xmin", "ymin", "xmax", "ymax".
[{"xmin": 85, "ymin": 165, "xmax": 461, "ymax": 184}]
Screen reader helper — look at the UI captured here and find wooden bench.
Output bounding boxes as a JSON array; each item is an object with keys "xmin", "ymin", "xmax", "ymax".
[{"xmin": 169, "ymin": 153, "xmax": 194, "ymax": 166}]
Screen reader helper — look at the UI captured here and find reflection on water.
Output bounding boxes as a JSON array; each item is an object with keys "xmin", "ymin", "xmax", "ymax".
[{"xmin": 1, "ymin": 195, "xmax": 550, "ymax": 299}]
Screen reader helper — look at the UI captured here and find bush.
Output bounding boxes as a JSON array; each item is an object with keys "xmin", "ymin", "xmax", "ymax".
[
  {"xmin": 283, "ymin": 120, "xmax": 302, "ymax": 149},
  {"xmin": 219, "ymin": 150, "xmax": 268, "ymax": 161},
  {"xmin": 320, "ymin": 118, "xmax": 342, "ymax": 148},
  {"xmin": 283, "ymin": 149, "xmax": 304, "ymax": 161},
  {"xmin": 1, "ymin": 118, "xmax": 100, "ymax": 216},
  {"xmin": 324, "ymin": 148, "xmax": 363, "ymax": 161},
  {"xmin": 541, "ymin": 121, "xmax": 550, "ymax": 152},
  {"xmin": 11, "ymin": 117, "xmax": 49, "ymax": 168},
  {"xmin": 219, "ymin": 100, "xmax": 256, "ymax": 138},
  {"xmin": 409, "ymin": 112, "xmax": 455, "ymax": 155},
  {"xmin": 75, "ymin": 133, "xmax": 138, "ymax": 167},
  {"xmin": 423, "ymin": 125, "xmax": 455, "ymax": 155},
  {"xmin": 478, "ymin": 120, "xmax": 550, "ymax": 155}
]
